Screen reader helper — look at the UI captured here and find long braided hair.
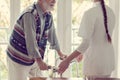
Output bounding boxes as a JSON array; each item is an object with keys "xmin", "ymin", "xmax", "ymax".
[{"xmin": 100, "ymin": 0, "xmax": 111, "ymax": 43}]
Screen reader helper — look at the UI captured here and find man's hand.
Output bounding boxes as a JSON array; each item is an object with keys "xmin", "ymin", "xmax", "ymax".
[
  {"xmin": 35, "ymin": 58, "xmax": 48, "ymax": 70},
  {"xmin": 57, "ymin": 50, "xmax": 67, "ymax": 60}
]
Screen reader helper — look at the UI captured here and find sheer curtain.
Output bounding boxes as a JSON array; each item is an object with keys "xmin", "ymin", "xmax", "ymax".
[
  {"xmin": 10, "ymin": 0, "xmax": 20, "ymax": 29},
  {"xmin": 57, "ymin": 0, "xmax": 72, "ymax": 77},
  {"xmin": 109, "ymin": 0, "xmax": 120, "ymax": 77}
]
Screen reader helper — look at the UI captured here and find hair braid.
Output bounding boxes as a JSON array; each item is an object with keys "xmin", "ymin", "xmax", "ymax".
[{"xmin": 100, "ymin": 0, "xmax": 111, "ymax": 43}]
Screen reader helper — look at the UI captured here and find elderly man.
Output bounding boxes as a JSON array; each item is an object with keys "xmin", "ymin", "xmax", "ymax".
[{"xmin": 7, "ymin": 0, "xmax": 66, "ymax": 80}]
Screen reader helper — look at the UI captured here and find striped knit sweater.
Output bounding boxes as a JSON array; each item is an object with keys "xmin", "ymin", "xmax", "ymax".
[{"xmin": 7, "ymin": 4, "xmax": 52, "ymax": 66}]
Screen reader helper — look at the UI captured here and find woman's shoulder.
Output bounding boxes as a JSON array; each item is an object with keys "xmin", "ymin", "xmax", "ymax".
[
  {"xmin": 84, "ymin": 5, "xmax": 114, "ymax": 16},
  {"xmin": 83, "ymin": 7, "xmax": 98, "ymax": 17},
  {"xmin": 106, "ymin": 6, "xmax": 115, "ymax": 15}
]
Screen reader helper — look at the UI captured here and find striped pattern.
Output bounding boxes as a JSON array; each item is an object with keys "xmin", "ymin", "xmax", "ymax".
[
  {"xmin": 7, "ymin": 46, "xmax": 34, "ymax": 65},
  {"xmin": 7, "ymin": 5, "xmax": 39, "ymax": 66},
  {"xmin": 7, "ymin": 4, "xmax": 52, "ymax": 66},
  {"xmin": 10, "ymin": 24, "xmax": 27, "ymax": 55},
  {"xmin": 7, "ymin": 23, "xmax": 35, "ymax": 66}
]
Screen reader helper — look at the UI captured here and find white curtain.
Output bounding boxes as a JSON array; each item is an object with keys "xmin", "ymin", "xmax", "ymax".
[
  {"xmin": 109, "ymin": 0, "xmax": 120, "ymax": 77},
  {"xmin": 57, "ymin": 0, "xmax": 72, "ymax": 77},
  {"xmin": 10, "ymin": 0, "xmax": 20, "ymax": 29}
]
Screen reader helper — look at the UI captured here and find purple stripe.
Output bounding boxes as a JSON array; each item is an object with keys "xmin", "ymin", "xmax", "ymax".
[{"xmin": 7, "ymin": 47, "xmax": 34, "ymax": 63}]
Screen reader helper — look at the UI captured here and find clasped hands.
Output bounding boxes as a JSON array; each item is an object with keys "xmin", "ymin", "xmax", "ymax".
[{"xmin": 57, "ymin": 54, "xmax": 83, "ymax": 75}]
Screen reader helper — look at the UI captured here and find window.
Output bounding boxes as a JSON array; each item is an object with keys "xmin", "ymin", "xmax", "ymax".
[
  {"xmin": 21, "ymin": 0, "xmax": 36, "ymax": 11},
  {"xmin": 71, "ymin": 0, "xmax": 92, "ymax": 77},
  {"xmin": 0, "ymin": 0, "xmax": 10, "ymax": 80}
]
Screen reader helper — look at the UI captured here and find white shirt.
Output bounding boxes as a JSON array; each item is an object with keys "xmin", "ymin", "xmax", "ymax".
[{"xmin": 76, "ymin": 2, "xmax": 116, "ymax": 76}]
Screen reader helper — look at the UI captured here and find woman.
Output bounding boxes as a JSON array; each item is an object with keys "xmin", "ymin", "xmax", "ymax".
[{"xmin": 58, "ymin": 0, "xmax": 116, "ymax": 79}]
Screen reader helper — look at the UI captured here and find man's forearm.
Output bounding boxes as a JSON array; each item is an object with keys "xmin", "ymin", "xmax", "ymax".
[{"xmin": 56, "ymin": 50, "xmax": 62, "ymax": 56}]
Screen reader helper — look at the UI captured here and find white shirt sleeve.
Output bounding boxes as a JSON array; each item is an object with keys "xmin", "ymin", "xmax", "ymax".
[
  {"xmin": 48, "ymin": 21, "xmax": 60, "ymax": 51},
  {"xmin": 76, "ymin": 10, "xmax": 96, "ymax": 54},
  {"xmin": 23, "ymin": 13, "xmax": 41, "ymax": 58},
  {"xmin": 76, "ymin": 38, "xmax": 89, "ymax": 54},
  {"xmin": 78, "ymin": 11, "xmax": 95, "ymax": 39}
]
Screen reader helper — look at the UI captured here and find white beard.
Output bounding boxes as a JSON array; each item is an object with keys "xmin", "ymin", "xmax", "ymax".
[{"xmin": 42, "ymin": 0, "xmax": 54, "ymax": 11}]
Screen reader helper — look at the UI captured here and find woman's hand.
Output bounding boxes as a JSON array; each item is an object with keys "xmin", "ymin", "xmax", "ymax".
[
  {"xmin": 75, "ymin": 54, "xmax": 83, "ymax": 62},
  {"xmin": 58, "ymin": 59, "xmax": 70, "ymax": 74}
]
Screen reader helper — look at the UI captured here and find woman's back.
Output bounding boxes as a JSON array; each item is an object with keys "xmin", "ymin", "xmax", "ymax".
[
  {"xmin": 82, "ymin": 2, "xmax": 116, "ymax": 76},
  {"xmin": 90, "ymin": 4, "xmax": 115, "ymax": 45}
]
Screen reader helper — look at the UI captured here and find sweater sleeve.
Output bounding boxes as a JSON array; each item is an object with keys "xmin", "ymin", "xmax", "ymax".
[
  {"xmin": 76, "ymin": 10, "xmax": 96, "ymax": 54},
  {"xmin": 78, "ymin": 11, "xmax": 95, "ymax": 39},
  {"xmin": 47, "ymin": 19, "xmax": 60, "ymax": 51},
  {"xmin": 76, "ymin": 38, "xmax": 89, "ymax": 54},
  {"xmin": 22, "ymin": 13, "xmax": 41, "ymax": 59}
]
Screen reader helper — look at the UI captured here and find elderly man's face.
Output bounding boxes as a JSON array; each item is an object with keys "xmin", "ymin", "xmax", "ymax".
[{"xmin": 42, "ymin": 0, "xmax": 56, "ymax": 11}]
